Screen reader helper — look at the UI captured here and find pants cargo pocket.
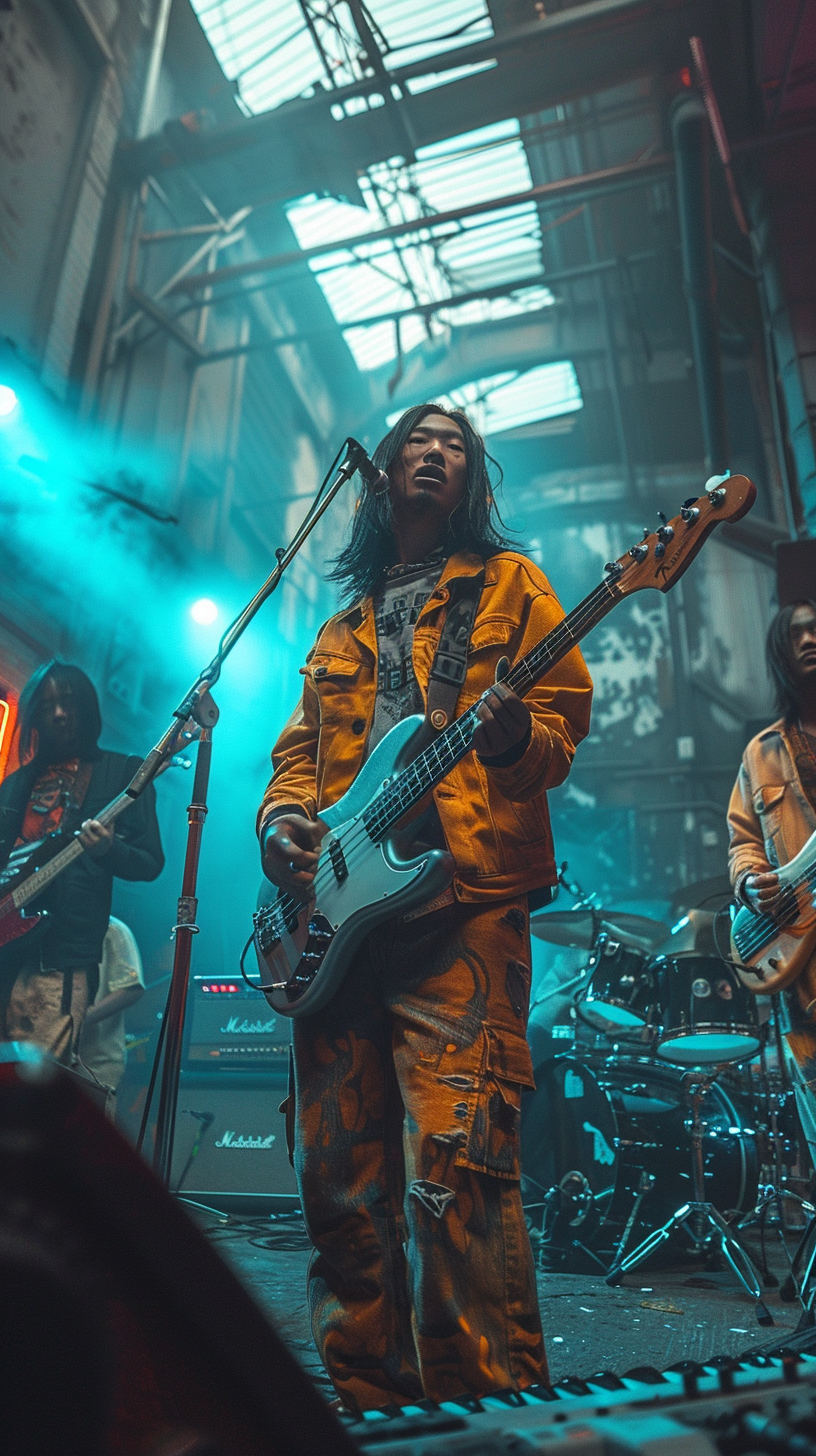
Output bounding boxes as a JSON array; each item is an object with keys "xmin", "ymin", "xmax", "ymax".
[{"xmin": 457, "ymin": 1029, "xmax": 536, "ymax": 1181}]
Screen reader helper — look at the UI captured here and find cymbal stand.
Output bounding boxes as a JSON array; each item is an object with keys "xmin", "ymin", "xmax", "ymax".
[
  {"xmin": 605, "ymin": 1068, "xmax": 773, "ymax": 1325},
  {"xmin": 610, "ymin": 1171, "xmax": 656, "ymax": 1269},
  {"xmin": 737, "ymin": 1008, "xmax": 814, "ymax": 1315}
]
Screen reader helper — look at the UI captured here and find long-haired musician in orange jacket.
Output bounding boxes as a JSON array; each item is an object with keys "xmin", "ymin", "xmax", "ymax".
[
  {"xmin": 728, "ymin": 599, "xmax": 816, "ymax": 1155},
  {"xmin": 257, "ymin": 404, "xmax": 593, "ymax": 1413}
]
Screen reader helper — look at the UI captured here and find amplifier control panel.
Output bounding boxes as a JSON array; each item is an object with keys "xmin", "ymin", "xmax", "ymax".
[{"xmin": 184, "ymin": 976, "xmax": 290, "ymax": 1069}]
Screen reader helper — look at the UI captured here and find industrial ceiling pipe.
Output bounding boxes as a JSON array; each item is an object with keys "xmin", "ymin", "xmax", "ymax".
[{"xmin": 671, "ymin": 91, "xmax": 729, "ymax": 476}]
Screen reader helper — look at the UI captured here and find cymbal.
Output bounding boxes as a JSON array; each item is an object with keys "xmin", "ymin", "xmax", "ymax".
[
  {"xmin": 529, "ymin": 909, "xmax": 597, "ymax": 948},
  {"xmin": 529, "ymin": 907, "xmax": 669, "ymax": 950},
  {"xmin": 661, "ymin": 908, "xmax": 719, "ymax": 955}
]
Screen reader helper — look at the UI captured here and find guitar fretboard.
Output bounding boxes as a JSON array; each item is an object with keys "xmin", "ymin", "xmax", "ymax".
[{"xmin": 362, "ymin": 579, "xmax": 617, "ymax": 843}]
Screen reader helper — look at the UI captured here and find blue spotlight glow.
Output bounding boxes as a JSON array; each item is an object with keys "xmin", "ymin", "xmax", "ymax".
[
  {"xmin": 0, "ymin": 385, "xmax": 19, "ymax": 419},
  {"xmin": 191, "ymin": 597, "xmax": 219, "ymax": 625}
]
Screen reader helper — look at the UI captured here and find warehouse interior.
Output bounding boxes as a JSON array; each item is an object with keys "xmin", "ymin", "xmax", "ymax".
[{"xmin": 1, "ymin": 0, "xmax": 816, "ymax": 1449}]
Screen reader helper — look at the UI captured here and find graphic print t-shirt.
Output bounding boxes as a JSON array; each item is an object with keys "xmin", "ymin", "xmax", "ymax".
[
  {"xmin": 16, "ymin": 760, "xmax": 87, "ymax": 845},
  {"xmin": 367, "ymin": 554, "xmax": 445, "ymax": 757}
]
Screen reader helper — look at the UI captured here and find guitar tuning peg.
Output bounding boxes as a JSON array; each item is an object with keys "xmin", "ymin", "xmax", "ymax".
[{"xmin": 657, "ymin": 510, "xmax": 667, "ymax": 524}]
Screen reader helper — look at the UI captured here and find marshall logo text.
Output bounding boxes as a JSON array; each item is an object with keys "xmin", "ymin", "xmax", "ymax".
[
  {"xmin": 214, "ymin": 1131, "xmax": 277, "ymax": 1149},
  {"xmin": 220, "ymin": 1015, "xmax": 279, "ymax": 1036}
]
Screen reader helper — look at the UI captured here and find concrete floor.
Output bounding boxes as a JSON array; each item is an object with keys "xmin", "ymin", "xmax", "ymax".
[{"xmin": 193, "ymin": 1211, "xmax": 808, "ymax": 1400}]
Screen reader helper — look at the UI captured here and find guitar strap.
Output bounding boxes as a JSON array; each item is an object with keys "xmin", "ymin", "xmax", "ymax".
[
  {"xmin": 58, "ymin": 761, "xmax": 95, "ymax": 834},
  {"xmin": 425, "ymin": 567, "xmax": 485, "ymax": 732}
]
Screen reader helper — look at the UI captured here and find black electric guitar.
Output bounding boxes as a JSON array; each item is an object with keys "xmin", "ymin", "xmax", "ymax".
[{"xmin": 252, "ymin": 476, "xmax": 756, "ymax": 1019}]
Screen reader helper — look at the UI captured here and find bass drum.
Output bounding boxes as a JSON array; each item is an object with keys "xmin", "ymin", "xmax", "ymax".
[
  {"xmin": 597, "ymin": 1057, "xmax": 759, "ymax": 1228},
  {"xmin": 520, "ymin": 1056, "xmax": 758, "ymax": 1236},
  {"xmin": 520, "ymin": 1058, "xmax": 618, "ymax": 1224}
]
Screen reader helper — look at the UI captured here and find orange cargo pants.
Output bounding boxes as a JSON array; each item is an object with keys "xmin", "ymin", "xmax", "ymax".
[{"xmin": 290, "ymin": 894, "xmax": 547, "ymax": 1413}]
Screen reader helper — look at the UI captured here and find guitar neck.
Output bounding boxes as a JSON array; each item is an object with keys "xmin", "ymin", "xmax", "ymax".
[
  {"xmin": 363, "ymin": 577, "xmax": 618, "ymax": 841},
  {"xmin": 4, "ymin": 790, "xmax": 134, "ymax": 916}
]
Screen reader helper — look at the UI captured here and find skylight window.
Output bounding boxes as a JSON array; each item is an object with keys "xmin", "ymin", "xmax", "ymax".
[
  {"xmin": 190, "ymin": 0, "xmax": 494, "ymax": 117},
  {"xmin": 285, "ymin": 119, "xmax": 554, "ymax": 373},
  {"xmin": 437, "ymin": 363, "xmax": 584, "ymax": 435}
]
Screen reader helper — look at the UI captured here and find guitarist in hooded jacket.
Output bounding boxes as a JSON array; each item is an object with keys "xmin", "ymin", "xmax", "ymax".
[
  {"xmin": 728, "ymin": 599, "xmax": 816, "ymax": 1154},
  {"xmin": 0, "ymin": 661, "xmax": 163, "ymax": 1064},
  {"xmin": 257, "ymin": 404, "xmax": 593, "ymax": 1413}
]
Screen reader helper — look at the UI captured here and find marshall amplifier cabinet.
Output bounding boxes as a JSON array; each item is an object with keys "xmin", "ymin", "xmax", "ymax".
[
  {"xmin": 184, "ymin": 974, "xmax": 291, "ymax": 1070},
  {"xmin": 171, "ymin": 1071, "xmax": 298, "ymax": 1212}
]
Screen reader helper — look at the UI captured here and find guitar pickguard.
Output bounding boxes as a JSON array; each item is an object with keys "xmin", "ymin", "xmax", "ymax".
[{"xmin": 253, "ymin": 828, "xmax": 454, "ymax": 1016}]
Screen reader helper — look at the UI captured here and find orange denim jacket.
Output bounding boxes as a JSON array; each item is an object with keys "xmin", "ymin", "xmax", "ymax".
[
  {"xmin": 727, "ymin": 719, "xmax": 816, "ymax": 993},
  {"xmin": 258, "ymin": 550, "xmax": 593, "ymax": 902}
]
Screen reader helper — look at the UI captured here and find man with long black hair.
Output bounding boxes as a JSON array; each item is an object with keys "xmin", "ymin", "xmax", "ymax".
[
  {"xmin": 258, "ymin": 404, "xmax": 592, "ymax": 1412},
  {"xmin": 0, "ymin": 662, "xmax": 163, "ymax": 1062},
  {"xmin": 728, "ymin": 599, "xmax": 816, "ymax": 1154}
]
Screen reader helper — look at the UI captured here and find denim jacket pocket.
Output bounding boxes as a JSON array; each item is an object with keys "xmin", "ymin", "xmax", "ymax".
[{"xmin": 307, "ymin": 653, "xmax": 362, "ymax": 725}]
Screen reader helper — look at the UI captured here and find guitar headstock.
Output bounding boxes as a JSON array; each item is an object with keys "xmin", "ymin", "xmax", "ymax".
[{"xmin": 605, "ymin": 475, "xmax": 756, "ymax": 597}]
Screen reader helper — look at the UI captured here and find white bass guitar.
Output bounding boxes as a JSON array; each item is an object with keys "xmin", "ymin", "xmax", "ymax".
[{"xmin": 253, "ymin": 476, "xmax": 756, "ymax": 1018}]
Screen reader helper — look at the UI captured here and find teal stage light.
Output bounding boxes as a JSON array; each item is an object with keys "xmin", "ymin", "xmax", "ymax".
[
  {"xmin": 0, "ymin": 384, "xmax": 19, "ymax": 419},
  {"xmin": 191, "ymin": 597, "xmax": 219, "ymax": 625}
]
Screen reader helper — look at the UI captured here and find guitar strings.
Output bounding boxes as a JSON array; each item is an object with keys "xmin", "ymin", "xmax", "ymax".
[
  {"xmin": 262, "ymin": 581, "xmax": 617, "ymax": 947},
  {"xmin": 733, "ymin": 863, "xmax": 816, "ymax": 958},
  {"xmin": 364, "ymin": 581, "xmax": 613, "ymax": 841},
  {"xmin": 265, "ymin": 583, "xmax": 617, "ymax": 940},
  {"xmin": 9, "ymin": 792, "xmax": 131, "ymax": 908},
  {"xmin": 268, "ymin": 582, "xmax": 614, "ymax": 930}
]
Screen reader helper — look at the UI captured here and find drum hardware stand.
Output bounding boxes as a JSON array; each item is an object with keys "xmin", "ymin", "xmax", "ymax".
[
  {"xmin": 778, "ymin": 1200, "xmax": 816, "ymax": 1325},
  {"xmin": 610, "ymin": 1171, "xmax": 656, "ymax": 1270},
  {"xmin": 737, "ymin": 1007, "xmax": 814, "ymax": 1314},
  {"xmin": 605, "ymin": 1068, "xmax": 774, "ymax": 1325},
  {"xmin": 538, "ymin": 1172, "xmax": 609, "ymax": 1273}
]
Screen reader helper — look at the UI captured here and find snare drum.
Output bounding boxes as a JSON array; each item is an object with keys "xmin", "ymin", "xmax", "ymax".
[
  {"xmin": 654, "ymin": 954, "xmax": 763, "ymax": 1065},
  {"xmin": 576, "ymin": 933, "xmax": 657, "ymax": 1034}
]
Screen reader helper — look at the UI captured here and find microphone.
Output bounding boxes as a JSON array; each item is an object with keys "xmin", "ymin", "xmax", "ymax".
[
  {"xmin": 346, "ymin": 438, "xmax": 389, "ymax": 495},
  {"xmin": 184, "ymin": 1109, "xmax": 214, "ymax": 1130}
]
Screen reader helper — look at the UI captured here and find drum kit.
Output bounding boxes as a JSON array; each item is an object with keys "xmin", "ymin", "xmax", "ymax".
[{"xmin": 521, "ymin": 876, "xmax": 814, "ymax": 1326}]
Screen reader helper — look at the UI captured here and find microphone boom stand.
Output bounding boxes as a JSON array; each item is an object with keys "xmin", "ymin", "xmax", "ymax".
[{"xmin": 127, "ymin": 441, "xmax": 367, "ymax": 1184}]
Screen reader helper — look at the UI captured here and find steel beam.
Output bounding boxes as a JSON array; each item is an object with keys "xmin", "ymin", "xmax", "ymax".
[
  {"xmin": 122, "ymin": 0, "xmax": 714, "ymax": 211},
  {"xmin": 363, "ymin": 306, "xmax": 605, "ymax": 413},
  {"xmin": 171, "ymin": 156, "xmax": 672, "ymax": 298},
  {"xmin": 194, "ymin": 252, "xmax": 656, "ymax": 361}
]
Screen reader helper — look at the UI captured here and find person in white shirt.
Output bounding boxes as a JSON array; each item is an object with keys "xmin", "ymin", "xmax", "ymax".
[{"xmin": 79, "ymin": 916, "xmax": 145, "ymax": 1115}]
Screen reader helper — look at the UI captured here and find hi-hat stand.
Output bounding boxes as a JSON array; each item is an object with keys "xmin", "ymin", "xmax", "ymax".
[
  {"xmin": 129, "ymin": 438, "xmax": 370, "ymax": 1184},
  {"xmin": 737, "ymin": 1004, "xmax": 815, "ymax": 1319},
  {"xmin": 605, "ymin": 1068, "xmax": 774, "ymax": 1326}
]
